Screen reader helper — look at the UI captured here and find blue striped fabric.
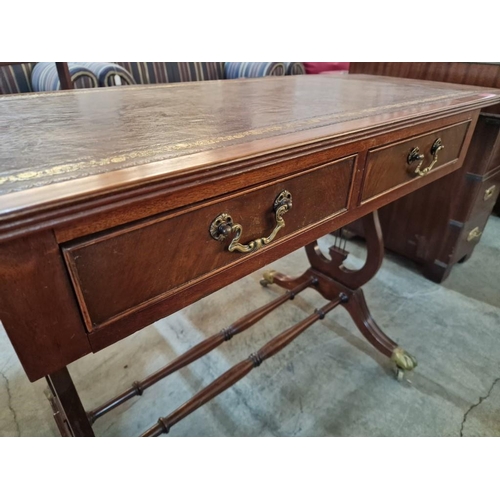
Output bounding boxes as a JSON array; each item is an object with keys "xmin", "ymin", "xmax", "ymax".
[
  {"xmin": 224, "ymin": 62, "xmax": 285, "ymax": 79},
  {"xmin": 31, "ymin": 63, "xmax": 99, "ymax": 92},
  {"xmin": 284, "ymin": 62, "xmax": 306, "ymax": 75},
  {"xmin": 75, "ymin": 62, "xmax": 135, "ymax": 86},
  {"xmin": 114, "ymin": 62, "xmax": 225, "ymax": 84},
  {"xmin": 0, "ymin": 63, "xmax": 35, "ymax": 94}
]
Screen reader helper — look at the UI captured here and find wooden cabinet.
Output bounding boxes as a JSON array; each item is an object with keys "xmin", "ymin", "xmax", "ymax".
[{"xmin": 349, "ymin": 63, "xmax": 500, "ymax": 282}]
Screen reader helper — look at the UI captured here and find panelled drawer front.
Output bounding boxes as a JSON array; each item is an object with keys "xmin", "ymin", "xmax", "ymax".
[
  {"xmin": 454, "ymin": 170, "xmax": 500, "ymax": 259},
  {"xmin": 361, "ymin": 121, "xmax": 470, "ymax": 201},
  {"xmin": 455, "ymin": 211, "xmax": 494, "ymax": 260},
  {"xmin": 63, "ymin": 156, "xmax": 354, "ymax": 330},
  {"xmin": 468, "ymin": 169, "xmax": 500, "ymax": 223}
]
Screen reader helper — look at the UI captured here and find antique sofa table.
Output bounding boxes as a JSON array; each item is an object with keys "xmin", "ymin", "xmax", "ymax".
[{"xmin": 0, "ymin": 75, "xmax": 498, "ymax": 437}]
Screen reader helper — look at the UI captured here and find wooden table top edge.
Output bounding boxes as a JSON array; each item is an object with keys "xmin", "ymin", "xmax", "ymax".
[{"xmin": 1, "ymin": 92, "xmax": 498, "ymax": 230}]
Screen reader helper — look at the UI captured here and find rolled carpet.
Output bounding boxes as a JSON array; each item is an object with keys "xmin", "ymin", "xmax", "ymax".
[
  {"xmin": 75, "ymin": 62, "xmax": 136, "ymax": 87},
  {"xmin": 31, "ymin": 62, "xmax": 98, "ymax": 91},
  {"xmin": 224, "ymin": 62, "xmax": 285, "ymax": 79},
  {"xmin": 284, "ymin": 62, "xmax": 306, "ymax": 75}
]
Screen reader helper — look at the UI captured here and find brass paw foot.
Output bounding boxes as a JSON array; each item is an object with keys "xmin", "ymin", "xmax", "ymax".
[
  {"xmin": 260, "ymin": 270, "xmax": 277, "ymax": 287},
  {"xmin": 391, "ymin": 347, "xmax": 417, "ymax": 381}
]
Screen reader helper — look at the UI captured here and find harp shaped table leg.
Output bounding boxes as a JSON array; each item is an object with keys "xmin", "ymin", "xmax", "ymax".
[{"xmin": 260, "ymin": 210, "xmax": 417, "ymax": 379}]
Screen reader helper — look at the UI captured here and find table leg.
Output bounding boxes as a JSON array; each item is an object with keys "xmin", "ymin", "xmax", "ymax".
[
  {"xmin": 82, "ymin": 210, "xmax": 417, "ymax": 435},
  {"xmin": 260, "ymin": 210, "xmax": 417, "ymax": 379},
  {"xmin": 46, "ymin": 367, "xmax": 94, "ymax": 437}
]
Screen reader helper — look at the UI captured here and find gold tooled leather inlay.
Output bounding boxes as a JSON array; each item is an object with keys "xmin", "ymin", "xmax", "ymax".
[{"xmin": 0, "ymin": 79, "xmax": 480, "ymax": 194}]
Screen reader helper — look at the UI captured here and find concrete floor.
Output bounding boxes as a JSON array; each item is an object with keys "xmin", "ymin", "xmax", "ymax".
[{"xmin": 1, "ymin": 216, "xmax": 499, "ymax": 437}]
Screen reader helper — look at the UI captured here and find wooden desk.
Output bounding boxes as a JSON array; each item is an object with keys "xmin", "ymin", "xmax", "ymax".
[
  {"xmin": 349, "ymin": 63, "xmax": 500, "ymax": 281},
  {"xmin": 1, "ymin": 75, "xmax": 498, "ymax": 436}
]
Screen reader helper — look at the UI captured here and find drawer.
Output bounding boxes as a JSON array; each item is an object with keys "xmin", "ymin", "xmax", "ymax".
[
  {"xmin": 454, "ymin": 210, "xmax": 493, "ymax": 261},
  {"xmin": 468, "ymin": 170, "xmax": 500, "ymax": 222},
  {"xmin": 361, "ymin": 121, "xmax": 470, "ymax": 202},
  {"xmin": 453, "ymin": 169, "xmax": 500, "ymax": 259},
  {"xmin": 63, "ymin": 156, "xmax": 354, "ymax": 330}
]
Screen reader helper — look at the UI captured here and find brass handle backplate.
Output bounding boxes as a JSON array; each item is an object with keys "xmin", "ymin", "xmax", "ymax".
[
  {"xmin": 407, "ymin": 138, "xmax": 444, "ymax": 177},
  {"xmin": 484, "ymin": 185, "xmax": 496, "ymax": 201},
  {"xmin": 210, "ymin": 190, "xmax": 292, "ymax": 253},
  {"xmin": 467, "ymin": 226, "xmax": 483, "ymax": 242}
]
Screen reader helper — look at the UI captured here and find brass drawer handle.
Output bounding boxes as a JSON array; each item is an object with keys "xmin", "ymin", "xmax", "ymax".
[
  {"xmin": 210, "ymin": 190, "xmax": 292, "ymax": 253},
  {"xmin": 484, "ymin": 185, "xmax": 496, "ymax": 201},
  {"xmin": 407, "ymin": 138, "xmax": 444, "ymax": 177},
  {"xmin": 467, "ymin": 227, "xmax": 483, "ymax": 242}
]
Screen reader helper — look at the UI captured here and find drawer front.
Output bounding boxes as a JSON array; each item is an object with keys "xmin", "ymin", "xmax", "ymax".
[
  {"xmin": 63, "ymin": 156, "xmax": 354, "ymax": 330},
  {"xmin": 361, "ymin": 121, "xmax": 470, "ymax": 201},
  {"xmin": 454, "ymin": 170, "xmax": 500, "ymax": 259},
  {"xmin": 468, "ymin": 170, "xmax": 500, "ymax": 222},
  {"xmin": 454, "ymin": 210, "xmax": 494, "ymax": 261}
]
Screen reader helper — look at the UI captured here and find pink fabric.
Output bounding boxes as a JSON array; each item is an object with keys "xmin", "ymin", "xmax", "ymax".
[{"xmin": 303, "ymin": 62, "xmax": 350, "ymax": 74}]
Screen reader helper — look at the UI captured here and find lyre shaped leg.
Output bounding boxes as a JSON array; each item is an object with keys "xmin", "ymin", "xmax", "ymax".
[
  {"xmin": 261, "ymin": 210, "xmax": 417, "ymax": 378},
  {"xmin": 305, "ymin": 211, "xmax": 384, "ymax": 289},
  {"xmin": 343, "ymin": 288, "xmax": 397, "ymax": 357}
]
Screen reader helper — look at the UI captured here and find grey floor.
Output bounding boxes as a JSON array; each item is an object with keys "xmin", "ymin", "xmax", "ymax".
[{"xmin": 1, "ymin": 216, "xmax": 499, "ymax": 437}]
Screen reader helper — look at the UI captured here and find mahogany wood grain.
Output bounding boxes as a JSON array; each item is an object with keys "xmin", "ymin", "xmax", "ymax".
[
  {"xmin": 0, "ymin": 107, "xmax": 480, "ymax": 380},
  {"xmin": 348, "ymin": 64, "xmax": 500, "ymax": 280},
  {"xmin": 349, "ymin": 63, "xmax": 500, "ymax": 114},
  {"xmin": 0, "ymin": 75, "xmax": 498, "ymax": 410},
  {"xmin": 142, "ymin": 298, "xmax": 341, "ymax": 437},
  {"xmin": 266, "ymin": 211, "xmax": 408, "ymax": 368},
  {"xmin": 466, "ymin": 167, "xmax": 500, "ymax": 222},
  {"xmin": 361, "ymin": 121, "xmax": 469, "ymax": 201},
  {"xmin": 52, "ymin": 110, "xmax": 476, "ymax": 245},
  {"xmin": 464, "ymin": 113, "xmax": 500, "ymax": 175},
  {"xmin": 63, "ymin": 158, "xmax": 353, "ymax": 329},
  {"xmin": 46, "ymin": 367, "xmax": 94, "ymax": 437},
  {"xmin": 0, "ymin": 110, "xmax": 479, "ymax": 246},
  {"xmin": 0, "ymin": 75, "xmax": 491, "ymax": 195},
  {"xmin": 85, "ymin": 112, "xmax": 480, "ymax": 355},
  {"xmin": 371, "ymin": 124, "xmax": 498, "ymax": 280},
  {"xmin": 87, "ymin": 278, "xmax": 315, "ymax": 423},
  {"xmin": 0, "ymin": 231, "xmax": 91, "ymax": 381},
  {"xmin": 55, "ymin": 63, "xmax": 74, "ymax": 90},
  {"xmin": 1, "ymin": 75, "xmax": 497, "ymax": 245},
  {"xmin": 308, "ymin": 212, "xmax": 385, "ymax": 290},
  {"xmin": 349, "ymin": 164, "xmax": 500, "ymax": 282}
]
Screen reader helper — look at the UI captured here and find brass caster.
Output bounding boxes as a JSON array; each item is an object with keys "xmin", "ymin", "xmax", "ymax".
[
  {"xmin": 391, "ymin": 347, "xmax": 417, "ymax": 372},
  {"xmin": 391, "ymin": 347, "xmax": 417, "ymax": 383},
  {"xmin": 260, "ymin": 270, "xmax": 277, "ymax": 287},
  {"xmin": 395, "ymin": 367, "xmax": 405, "ymax": 382}
]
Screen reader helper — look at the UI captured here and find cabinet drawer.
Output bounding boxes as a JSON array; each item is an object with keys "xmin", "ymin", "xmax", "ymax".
[
  {"xmin": 361, "ymin": 121, "xmax": 470, "ymax": 201},
  {"xmin": 454, "ymin": 210, "xmax": 493, "ymax": 260},
  {"xmin": 63, "ymin": 156, "xmax": 354, "ymax": 330},
  {"xmin": 468, "ymin": 170, "xmax": 500, "ymax": 222},
  {"xmin": 453, "ymin": 170, "xmax": 500, "ymax": 259}
]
